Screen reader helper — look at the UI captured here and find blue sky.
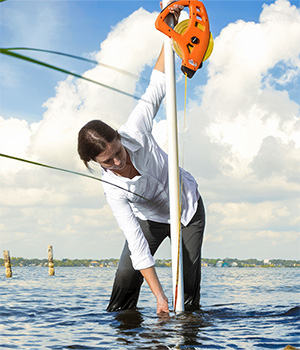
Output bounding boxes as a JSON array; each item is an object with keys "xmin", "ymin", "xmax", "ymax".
[
  {"xmin": 0, "ymin": 0, "xmax": 299, "ymax": 260},
  {"xmin": 2, "ymin": 0, "xmax": 295, "ymax": 122}
]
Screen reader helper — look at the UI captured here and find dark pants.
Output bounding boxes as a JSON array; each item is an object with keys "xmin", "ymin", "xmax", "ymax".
[{"xmin": 106, "ymin": 197, "xmax": 205, "ymax": 312}]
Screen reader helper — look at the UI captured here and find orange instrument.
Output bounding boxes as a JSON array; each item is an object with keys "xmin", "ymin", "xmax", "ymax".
[{"xmin": 155, "ymin": 0, "xmax": 213, "ymax": 78}]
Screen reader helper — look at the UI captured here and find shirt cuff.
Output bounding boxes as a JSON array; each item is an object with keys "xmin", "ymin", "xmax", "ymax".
[
  {"xmin": 131, "ymin": 255, "xmax": 155, "ymax": 270},
  {"xmin": 152, "ymin": 69, "xmax": 166, "ymax": 82}
]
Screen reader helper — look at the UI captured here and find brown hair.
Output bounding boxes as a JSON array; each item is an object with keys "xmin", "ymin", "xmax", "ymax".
[{"xmin": 77, "ymin": 120, "xmax": 120, "ymax": 170}]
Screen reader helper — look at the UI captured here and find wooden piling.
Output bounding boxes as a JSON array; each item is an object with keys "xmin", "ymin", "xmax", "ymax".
[
  {"xmin": 47, "ymin": 245, "xmax": 55, "ymax": 276},
  {"xmin": 3, "ymin": 250, "xmax": 12, "ymax": 278}
]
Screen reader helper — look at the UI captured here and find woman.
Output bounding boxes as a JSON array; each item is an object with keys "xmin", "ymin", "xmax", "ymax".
[{"xmin": 77, "ymin": 4, "xmax": 205, "ymax": 315}]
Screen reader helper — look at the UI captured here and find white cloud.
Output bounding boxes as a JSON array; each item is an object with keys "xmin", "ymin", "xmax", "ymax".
[
  {"xmin": 250, "ymin": 136, "xmax": 300, "ymax": 181},
  {"xmin": 182, "ymin": 0, "xmax": 300, "ymax": 259},
  {"xmin": 208, "ymin": 200, "xmax": 299, "ymax": 231},
  {"xmin": 183, "ymin": 0, "xmax": 300, "ymax": 180},
  {"xmin": 0, "ymin": 8, "xmax": 162, "ymax": 259},
  {"xmin": 0, "ymin": 1, "xmax": 299, "ymax": 260}
]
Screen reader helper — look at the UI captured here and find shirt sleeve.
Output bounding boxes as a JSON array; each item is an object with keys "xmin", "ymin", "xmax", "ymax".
[
  {"xmin": 104, "ymin": 188, "xmax": 155, "ymax": 270},
  {"xmin": 120, "ymin": 69, "xmax": 166, "ymax": 135}
]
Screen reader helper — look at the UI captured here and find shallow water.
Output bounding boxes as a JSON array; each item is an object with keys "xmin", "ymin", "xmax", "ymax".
[{"xmin": 0, "ymin": 267, "xmax": 299, "ymax": 349}]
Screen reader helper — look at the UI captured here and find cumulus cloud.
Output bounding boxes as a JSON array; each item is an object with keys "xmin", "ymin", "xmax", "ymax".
[
  {"xmin": 194, "ymin": 0, "xmax": 300, "ymax": 179},
  {"xmin": 0, "ymin": 0, "xmax": 299, "ymax": 259},
  {"xmin": 0, "ymin": 8, "xmax": 162, "ymax": 258},
  {"xmin": 182, "ymin": 0, "xmax": 300, "ymax": 258}
]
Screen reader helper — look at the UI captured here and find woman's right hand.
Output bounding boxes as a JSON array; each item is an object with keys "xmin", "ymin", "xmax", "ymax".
[
  {"xmin": 156, "ymin": 293, "xmax": 170, "ymax": 315},
  {"xmin": 140, "ymin": 266, "xmax": 170, "ymax": 316}
]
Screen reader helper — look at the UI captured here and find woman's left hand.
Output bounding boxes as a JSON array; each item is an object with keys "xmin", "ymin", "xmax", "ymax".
[
  {"xmin": 160, "ymin": 1, "xmax": 184, "ymax": 25},
  {"xmin": 169, "ymin": 3, "xmax": 184, "ymax": 24}
]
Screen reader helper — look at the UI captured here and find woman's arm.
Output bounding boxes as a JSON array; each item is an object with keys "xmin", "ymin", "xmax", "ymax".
[
  {"xmin": 140, "ymin": 265, "xmax": 169, "ymax": 314},
  {"xmin": 105, "ymin": 190, "xmax": 169, "ymax": 314},
  {"xmin": 154, "ymin": 46, "xmax": 165, "ymax": 73}
]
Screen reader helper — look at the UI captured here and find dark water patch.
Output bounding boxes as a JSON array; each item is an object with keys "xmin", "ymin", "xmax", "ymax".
[
  {"xmin": 53, "ymin": 320, "xmax": 78, "ymax": 326},
  {"xmin": 205, "ymin": 304, "xmax": 300, "ymax": 323},
  {"xmin": 49, "ymin": 345, "xmax": 100, "ymax": 350},
  {"xmin": 0, "ymin": 306, "xmax": 30, "ymax": 318},
  {"xmin": 111, "ymin": 309, "xmax": 145, "ymax": 330},
  {"xmin": 78, "ymin": 311, "xmax": 107, "ymax": 320},
  {"xmin": 210, "ymin": 302, "xmax": 241, "ymax": 307},
  {"xmin": 0, "ymin": 345, "xmax": 19, "ymax": 349},
  {"xmin": 65, "ymin": 345, "xmax": 98, "ymax": 349},
  {"xmin": 281, "ymin": 306, "xmax": 300, "ymax": 317}
]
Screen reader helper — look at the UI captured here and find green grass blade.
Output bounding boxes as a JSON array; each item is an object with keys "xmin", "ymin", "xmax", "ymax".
[
  {"xmin": 2, "ymin": 47, "xmax": 140, "ymax": 81},
  {"xmin": 0, "ymin": 153, "xmax": 149, "ymax": 201},
  {"xmin": 0, "ymin": 48, "xmax": 141, "ymax": 100}
]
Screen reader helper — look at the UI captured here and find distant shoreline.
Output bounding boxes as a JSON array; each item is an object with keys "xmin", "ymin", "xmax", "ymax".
[{"xmin": 1, "ymin": 257, "xmax": 299, "ymax": 268}]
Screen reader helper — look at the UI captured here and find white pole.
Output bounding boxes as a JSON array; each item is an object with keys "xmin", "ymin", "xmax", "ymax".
[{"xmin": 163, "ymin": 0, "xmax": 184, "ymax": 313}]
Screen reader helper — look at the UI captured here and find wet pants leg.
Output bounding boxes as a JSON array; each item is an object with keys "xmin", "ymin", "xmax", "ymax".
[
  {"xmin": 106, "ymin": 197, "xmax": 205, "ymax": 312},
  {"xmin": 182, "ymin": 196, "xmax": 205, "ymax": 310}
]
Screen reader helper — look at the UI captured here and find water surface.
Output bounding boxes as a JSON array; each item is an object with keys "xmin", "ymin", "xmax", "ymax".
[{"xmin": 1, "ymin": 267, "xmax": 299, "ymax": 349}]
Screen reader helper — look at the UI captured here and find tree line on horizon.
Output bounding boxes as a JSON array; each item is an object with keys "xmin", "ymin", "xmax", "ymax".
[{"xmin": 0, "ymin": 257, "xmax": 299, "ymax": 268}]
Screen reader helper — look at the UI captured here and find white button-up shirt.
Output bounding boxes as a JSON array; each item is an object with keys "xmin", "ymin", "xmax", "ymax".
[{"xmin": 101, "ymin": 69, "xmax": 200, "ymax": 270}]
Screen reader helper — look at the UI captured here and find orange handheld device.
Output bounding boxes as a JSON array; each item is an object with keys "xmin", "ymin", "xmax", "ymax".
[{"xmin": 155, "ymin": 0, "xmax": 213, "ymax": 78}]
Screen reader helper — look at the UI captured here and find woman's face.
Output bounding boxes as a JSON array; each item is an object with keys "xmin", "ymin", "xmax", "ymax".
[{"xmin": 94, "ymin": 138, "xmax": 127, "ymax": 171}]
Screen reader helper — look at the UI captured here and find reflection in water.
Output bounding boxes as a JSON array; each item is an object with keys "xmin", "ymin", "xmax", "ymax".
[
  {"xmin": 112, "ymin": 309, "xmax": 211, "ymax": 349},
  {"xmin": 113, "ymin": 309, "xmax": 144, "ymax": 330},
  {"xmin": 174, "ymin": 311, "xmax": 210, "ymax": 347}
]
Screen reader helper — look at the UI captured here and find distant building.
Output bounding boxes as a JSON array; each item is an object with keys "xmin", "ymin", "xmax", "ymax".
[
  {"xmin": 263, "ymin": 259, "xmax": 270, "ymax": 264},
  {"xmin": 89, "ymin": 261, "xmax": 101, "ymax": 268}
]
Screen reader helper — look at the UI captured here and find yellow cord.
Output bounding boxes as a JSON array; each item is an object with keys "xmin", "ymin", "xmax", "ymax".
[
  {"xmin": 183, "ymin": 72, "xmax": 188, "ymax": 158},
  {"xmin": 174, "ymin": 73, "xmax": 188, "ymax": 312}
]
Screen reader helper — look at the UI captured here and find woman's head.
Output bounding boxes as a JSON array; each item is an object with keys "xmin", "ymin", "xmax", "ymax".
[{"xmin": 77, "ymin": 120, "xmax": 121, "ymax": 170}]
